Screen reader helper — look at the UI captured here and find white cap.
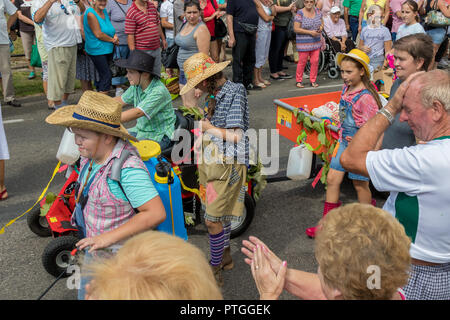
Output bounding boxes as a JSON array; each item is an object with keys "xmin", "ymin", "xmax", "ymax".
[{"xmin": 330, "ymin": 6, "xmax": 341, "ymax": 14}]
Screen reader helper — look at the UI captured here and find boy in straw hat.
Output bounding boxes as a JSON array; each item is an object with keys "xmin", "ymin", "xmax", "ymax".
[
  {"xmin": 114, "ymin": 50, "xmax": 176, "ymax": 150},
  {"xmin": 181, "ymin": 52, "xmax": 249, "ymax": 286},
  {"xmin": 46, "ymin": 91, "xmax": 166, "ymax": 299}
]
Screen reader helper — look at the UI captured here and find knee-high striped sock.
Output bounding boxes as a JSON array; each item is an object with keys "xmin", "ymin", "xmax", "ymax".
[
  {"xmin": 209, "ymin": 230, "xmax": 225, "ymax": 267},
  {"xmin": 223, "ymin": 222, "xmax": 231, "ymax": 249}
]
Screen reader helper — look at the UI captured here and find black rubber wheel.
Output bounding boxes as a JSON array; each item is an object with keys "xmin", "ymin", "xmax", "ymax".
[
  {"xmin": 328, "ymin": 67, "xmax": 340, "ymax": 79},
  {"xmin": 27, "ymin": 207, "xmax": 52, "ymax": 237},
  {"xmin": 230, "ymin": 193, "xmax": 255, "ymax": 239},
  {"xmin": 42, "ymin": 236, "xmax": 79, "ymax": 278}
]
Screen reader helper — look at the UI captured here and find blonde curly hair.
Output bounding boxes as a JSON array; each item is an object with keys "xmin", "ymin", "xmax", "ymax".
[
  {"xmin": 84, "ymin": 231, "xmax": 223, "ymax": 300},
  {"xmin": 315, "ymin": 203, "xmax": 411, "ymax": 300}
]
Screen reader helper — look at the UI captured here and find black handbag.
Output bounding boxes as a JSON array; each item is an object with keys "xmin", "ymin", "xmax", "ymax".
[
  {"xmin": 211, "ymin": 1, "xmax": 227, "ymax": 38},
  {"xmin": 162, "ymin": 43, "xmax": 180, "ymax": 69},
  {"xmin": 238, "ymin": 21, "xmax": 258, "ymax": 35}
]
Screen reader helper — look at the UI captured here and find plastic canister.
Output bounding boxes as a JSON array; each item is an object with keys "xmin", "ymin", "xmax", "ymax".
[
  {"xmin": 56, "ymin": 129, "xmax": 80, "ymax": 165},
  {"xmin": 144, "ymin": 156, "xmax": 188, "ymax": 241},
  {"xmin": 286, "ymin": 144, "xmax": 313, "ymax": 180}
]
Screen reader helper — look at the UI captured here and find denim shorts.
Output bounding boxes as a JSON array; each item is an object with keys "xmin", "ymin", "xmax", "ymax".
[
  {"xmin": 329, "ymin": 139, "xmax": 369, "ymax": 181},
  {"xmin": 426, "ymin": 27, "xmax": 447, "ymax": 45},
  {"xmin": 179, "ymin": 70, "xmax": 187, "ymax": 85}
]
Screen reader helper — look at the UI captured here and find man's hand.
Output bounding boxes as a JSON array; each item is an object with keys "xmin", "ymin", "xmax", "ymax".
[
  {"xmin": 228, "ymin": 36, "xmax": 236, "ymax": 48},
  {"xmin": 388, "ymin": 71, "xmax": 425, "ymax": 114}
]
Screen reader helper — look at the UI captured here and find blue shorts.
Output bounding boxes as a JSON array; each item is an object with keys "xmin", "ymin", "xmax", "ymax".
[
  {"xmin": 329, "ymin": 139, "xmax": 369, "ymax": 181},
  {"xmin": 426, "ymin": 28, "xmax": 447, "ymax": 45},
  {"xmin": 179, "ymin": 70, "xmax": 187, "ymax": 85}
]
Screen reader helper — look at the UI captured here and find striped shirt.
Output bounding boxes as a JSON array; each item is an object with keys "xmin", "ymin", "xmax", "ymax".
[{"xmin": 125, "ymin": 1, "xmax": 160, "ymax": 50}]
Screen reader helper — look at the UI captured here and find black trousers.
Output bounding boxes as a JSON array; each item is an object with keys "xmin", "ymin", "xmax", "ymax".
[
  {"xmin": 232, "ymin": 31, "xmax": 256, "ymax": 87},
  {"xmin": 329, "ymin": 37, "xmax": 355, "ymax": 54},
  {"xmin": 269, "ymin": 25, "xmax": 289, "ymax": 74}
]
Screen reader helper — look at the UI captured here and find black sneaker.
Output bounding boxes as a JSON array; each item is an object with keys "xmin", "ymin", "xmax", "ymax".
[
  {"xmin": 246, "ymin": 83, "xmax": 262, "ymax": 91},
  {"xmin": 6, "ymin": 100, "xmax": 21, "ymax": 107}
]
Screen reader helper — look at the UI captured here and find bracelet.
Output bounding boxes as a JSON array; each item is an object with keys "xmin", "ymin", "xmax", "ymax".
[{"xmin": 377, "ymin": 107, "xmax": 394, "ymax": 125}]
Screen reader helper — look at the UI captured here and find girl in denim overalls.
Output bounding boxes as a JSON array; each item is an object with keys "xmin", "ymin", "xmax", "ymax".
[{"xmin": 306, "ymin": 49, "xmax": 383, "ymax": 238}]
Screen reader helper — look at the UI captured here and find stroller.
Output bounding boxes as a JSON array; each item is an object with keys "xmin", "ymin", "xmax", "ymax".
[{"xmin": 305, "ymin": 31, "xmax": 341, "ymax": 79}]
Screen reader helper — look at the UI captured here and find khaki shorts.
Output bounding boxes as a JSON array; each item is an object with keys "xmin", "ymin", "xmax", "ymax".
[
  {"xmin": 20, "ymin": 31, "xmax": 35, "ymax": 60},
  {"xmin": 47, "ymin": 45, "xmax": 77, "ymax": 101},
  {"xmin": 198, "ymin": 139, "xmax": 247, "ymax": 223}
]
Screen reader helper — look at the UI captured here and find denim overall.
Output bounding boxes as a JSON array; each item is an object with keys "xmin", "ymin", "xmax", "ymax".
[{"xmin": 329, "ymin": 87, "xmax": 370, "ymax": 181}]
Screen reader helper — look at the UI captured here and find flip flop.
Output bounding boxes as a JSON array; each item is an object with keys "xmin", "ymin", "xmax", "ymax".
[
  {"xmin": 263, "ymin": 80, "xmax": 271, "ymax": 86},
  {"xmin": 270, "ymin": 75, "xmax": 283, "ymax": 80},
  {"xmin": 255, "ymin": 82, "xmax": 266, "ymax": 88},
  {"xmin": 296, "ymin": 82, "xmax": 304, "ymax": 88},
  {"xmin": 311, "ymin": 82, "xmax": 319, "ymax": 88},
  {"xmin": 0, "ymin": 189, "xmax": 8, "ymax": 201}
]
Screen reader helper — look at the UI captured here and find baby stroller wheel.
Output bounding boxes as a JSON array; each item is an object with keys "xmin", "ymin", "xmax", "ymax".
[
  {"xmin": 328, "ymin": 67, "xmax": 340, "ymax": 79},
  {"xmin": 27, "ymin": 207, "xmax": 52, "ymax": 237},
  {"xmin": 42, "ymin": 236, "xmax": 79, "ymax": 278}
]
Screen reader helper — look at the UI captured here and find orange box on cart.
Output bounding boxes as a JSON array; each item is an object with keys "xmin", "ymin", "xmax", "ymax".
[{"xmin": 274, "ymin": 91, "xmax": 341, "ymax": 155}]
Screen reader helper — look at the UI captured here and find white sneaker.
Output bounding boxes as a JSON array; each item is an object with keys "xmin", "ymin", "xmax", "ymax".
[{"xmin": 115, "ymin": 87, "xmax": 124, "ymax": 97}]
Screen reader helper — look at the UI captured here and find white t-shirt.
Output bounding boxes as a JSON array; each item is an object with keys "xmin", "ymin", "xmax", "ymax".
[
  {"xmin": 396, "ymin": 22, "xmax": 426, "ymax": 41},
  {"xmin": 366, "ymin": 137, "xmax": 450, "ymax": 263},
  {"xmin": 160, "ymin": 0, "xmax": 174, "ymax": 39},
  {"xmin": 32, "ymin": 0, "xmax": 82, "ymax": 51},
  {"xmin": 0, "ymin": 0, "xmax": 18, "ymax": 45}
]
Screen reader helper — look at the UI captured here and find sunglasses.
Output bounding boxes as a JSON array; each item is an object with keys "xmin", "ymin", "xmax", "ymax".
[{"xmin": 60, "ymin": 4, "xmax": 69, "ymax": 15}]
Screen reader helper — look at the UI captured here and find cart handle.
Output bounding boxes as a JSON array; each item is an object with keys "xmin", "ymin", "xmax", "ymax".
[{"xmin": 274, "ymin": 99, "xmax": 340, "ymax": 133}]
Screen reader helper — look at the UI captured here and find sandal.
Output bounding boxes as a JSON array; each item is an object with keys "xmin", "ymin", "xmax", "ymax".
[
  {"xmin": 263, "ymin": 80, "xmax": 271, "ymax": 86},
  {"xmin": 0, "ymin": 188, "xmax": 8, "ymax": 201},
  {"xmin": 311, "ymin": 82, "xmax": 319, "ymax": 88},
  {"xmin": 296, "ymin": 82, "xmax": 304, "ymax": 88},
  {"xmin": 255, "ymin": 82, "xmax": 266, "ymax": 88}
]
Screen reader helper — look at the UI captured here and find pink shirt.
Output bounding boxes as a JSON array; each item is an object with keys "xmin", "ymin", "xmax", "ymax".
[
  {"xmin": 342, "ymin": 86, "xmax": 379, "ymax": 127},
  {"xmin": 390, "ymin": 0, "xmax": 404, "ymax": 33},
  {"xmin": 323, "ymin": 16, "xmax": 347, "ymax": 38}
]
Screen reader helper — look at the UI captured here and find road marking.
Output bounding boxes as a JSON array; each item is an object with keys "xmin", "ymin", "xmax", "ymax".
[
  {"xmin": 3, "ymin": 119, "xmax": 26, "ymax": 124},
  {"xmin": 287, "ymin": 83, "xmax": 343, "ymax": 92}
]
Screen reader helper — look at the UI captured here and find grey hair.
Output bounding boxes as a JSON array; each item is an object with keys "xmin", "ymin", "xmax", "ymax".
[{"xmin": 415, "ymin": 70, "xmax": 450, "ymax": 112}]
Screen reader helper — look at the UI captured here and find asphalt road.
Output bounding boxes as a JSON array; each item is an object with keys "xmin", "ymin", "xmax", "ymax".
[{"xmin": 0, "ymin": 61, "xmax": 384, "ymax": 300}]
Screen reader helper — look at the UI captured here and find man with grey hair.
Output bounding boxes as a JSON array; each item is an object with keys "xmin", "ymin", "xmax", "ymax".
[{"xmin": 340, "ymin": 69, "xmax": 450, "ymax": 300}]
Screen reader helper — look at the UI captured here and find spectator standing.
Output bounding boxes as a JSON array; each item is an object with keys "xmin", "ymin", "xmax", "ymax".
[
  {"xmin": 106, "ymin": 0, "xmax": 133, "ymax": 97},
  {"xmin": 0, "ymin": 0, "xmax": 20, "ymax": 107},
  {"xmin": 343, "ymin": 0, "xmax": 362, "ymax": 41},
  {"xmin": 422, "ymin": 0, "xmax": 450, "ymax": 69},
  {"xmin": 0, "ymin": 102, "xmax": 9, "ymax": 201},
  {"xmin": 14, "ymin": 0, "xmax": 36, "ymax": 79},
  {"xmin": 358, "ymin": 0, "xmax": 390, "ymax": 33},
  {"xmin": 84, "ymin": 0, "xmax": 118, "ymax": 95},
  {"xmin": 359, "ymin": 4, "xmax": 392, "ymax": 73},
  {"xmin": 175, "ymin": 0, "xmax": 210, "ymax": 107},
  {"xmin": 33, "ymin": 0, "xmax": 85, "ymax": 110},
  {"xmin": 317, "ymin": 0, "xmax": 342, "ymax": 17},
  {"xmin": 269, "ymin": 0, "xmax": 295, "ymax": 81},
  {"xmin": 324, "ymin": 6, "xmax": 355, "ymax": 53},
  {"xmin": 389, "ymin": 0, "xmax": 403, "ymax": 41},
  {"xmin": 173, "ymin": 0, "xmax": 186, "ymax": 36},
  {"xmin": 125, "ymin": 0, "xmax": 167, "ymax": 78},
  {"xmin": 395, "ymin": 0, "xmax": 425, "ymax": 40},
  {"xmin": 201, "ymin": 0, "xmax": 225, "ymax": 62},
  {"xmin": 226, "ymin": 0, "xmax": 260, "ymax": 90},
  {"xmin": 254, "ymin": 0, "xmax": 276, "ymax": 88},
  {"xmin": 293, "ymin": 0, "xmax": 323, "ymax": 88},
  {"xmin": 160, "ymin": 0, "xmax": 175, "ymax": 47},
  {"xmin": 341, "ymin": 69, "xmax": 450, "ymax": 300}
]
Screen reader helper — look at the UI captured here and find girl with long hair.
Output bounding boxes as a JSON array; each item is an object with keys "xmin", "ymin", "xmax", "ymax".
[{"xmin": 306, "ymin": 49, "xmax": 382, "ymax": 238}]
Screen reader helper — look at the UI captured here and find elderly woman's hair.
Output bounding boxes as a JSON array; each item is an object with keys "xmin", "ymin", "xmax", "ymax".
[
  {"xmin": 393, "ymin": 33, "xmax": 434, "ymax": 71},
  {"xmin": 415, "ymin": 69, "xmax": 450, "ymax": 112},
  {"xmin": 84, "ymin": 231, "xmax": 223, "ymax": 300},
  {"xmin": 315, "ymin": 203, "xmax": 411, "ymax": 300}
]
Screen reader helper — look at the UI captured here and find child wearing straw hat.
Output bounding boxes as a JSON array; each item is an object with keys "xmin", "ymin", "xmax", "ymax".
[
  {"xmin": 180, "ymin": 52, "xmax": 249, "ymax": 286},
  {"xmin": 46, "ymin": 91, "xmax": 167, "ymax": 299},
  {"xmin": 305, "ymin": 49, "xmax": 383, "ymax": 238}
]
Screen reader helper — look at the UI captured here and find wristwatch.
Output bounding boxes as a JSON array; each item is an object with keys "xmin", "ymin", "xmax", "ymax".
[{"xmin": 377, "ymin": 107, "xmax": 394, "ymax": 125}]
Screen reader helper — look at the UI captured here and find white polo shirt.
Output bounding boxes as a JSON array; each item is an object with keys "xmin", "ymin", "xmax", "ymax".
[
  {"xmin": 366, "ymin": 136, "xmax": 450, "ymax": 263},
  {"xmin": 0, "ymin": 0, "xmax": 18, "ymax": 45},
  {"xmin": 32, "ymin": 0, "xmax": 82, "ymax": 51}
]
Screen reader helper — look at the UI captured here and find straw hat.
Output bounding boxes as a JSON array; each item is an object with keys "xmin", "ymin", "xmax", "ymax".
[
  {"xmin": 179, "ymin": 52, "xmax": 230, "ymax": 95},
  {"xmin": 45, "ymin": 91, "xmax": 138, "ymax": 142},
  {"xmin": 336, "ymin": 49, "xmax": 371, "ymax": 78}
]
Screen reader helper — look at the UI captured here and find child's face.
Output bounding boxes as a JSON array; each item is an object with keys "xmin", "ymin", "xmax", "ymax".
[
  {"xmin": 401, "ymin": 4, "xmax": 416, "ymax": 25},
  {"xmin": 340, "ymin": 60, "xmax": 365, "ymax": 88},
  {"xmin": 367, "ymin": 8, "xmax": 383, "ymax": 28}
]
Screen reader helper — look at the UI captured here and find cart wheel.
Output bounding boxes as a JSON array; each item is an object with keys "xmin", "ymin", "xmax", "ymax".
[
  {"xmin": 328, "ymin": 67, "xmax": 340, "ymax": 79},
  {"xmin": 230, "ymin": 193, "xmax": 255, "ymax": 239},
  {"xmin": 27, "ymin": 207, "xmax": 52, "ymax": 237},
  {"xmin": 42, "ymin": 236, "xmax": 79, "ymax": 278}
]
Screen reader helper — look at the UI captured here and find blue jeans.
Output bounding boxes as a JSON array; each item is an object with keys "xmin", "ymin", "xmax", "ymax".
[
  {"xmin": 112, "ymin": 45, "xmax": 130, "ymax": 86},
  {"xmin": 349, "ymin": 15, "xmax": 359, "ymax": 42}
]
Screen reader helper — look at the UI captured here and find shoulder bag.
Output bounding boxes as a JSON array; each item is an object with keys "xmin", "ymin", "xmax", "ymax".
[
  {"xmin": 211, "ymin": 0, "xmax": 227, "ymax": 38},
  {"xmin": 425, "ymin": 0, "xmax": 450, "ymax": 27}
]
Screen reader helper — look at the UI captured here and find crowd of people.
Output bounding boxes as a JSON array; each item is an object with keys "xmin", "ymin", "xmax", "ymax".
[{"xmin": 0, "ymin": 0, "xmax": 449, "ymax": 302}]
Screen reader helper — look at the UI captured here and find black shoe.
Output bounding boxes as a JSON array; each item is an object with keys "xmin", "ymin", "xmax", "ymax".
[
  {"xmin": 6, "ymin": 100, "xmax": 21, "ymax": 107},
  {"xmin": 270, "ymin": 75, "xmax": 284, "ymax": 81},
  {"xmin": 246, "ymin": 83, "xmax": 262, "ymax": 91},
  {"xmin": 279, "ymin": 73, "xmax": 293, "ymax": 79}
]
